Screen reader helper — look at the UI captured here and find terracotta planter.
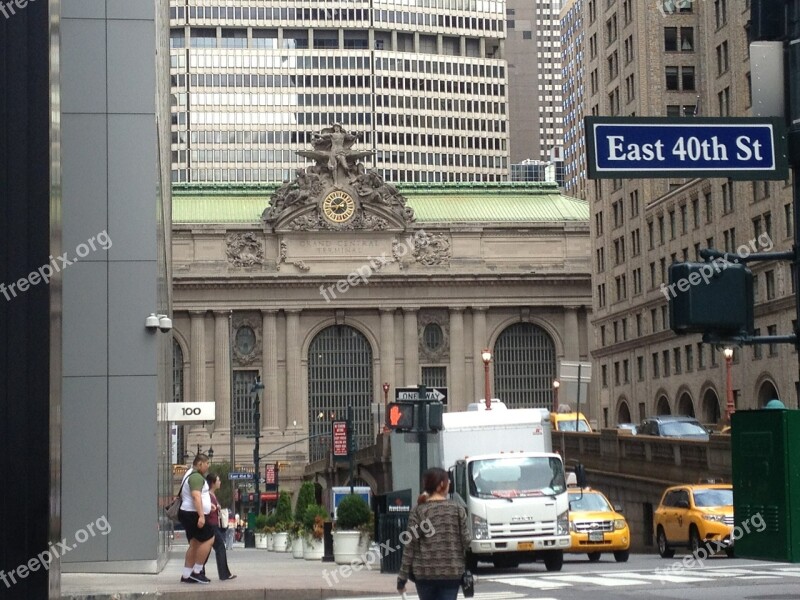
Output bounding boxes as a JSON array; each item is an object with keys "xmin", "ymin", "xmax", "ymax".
[
  {"xmin": 304, "ymin": 535, "xmax": 324, "ymax": 560},
  {"xmin": 333, "ymin": 531, "xmax": 370, "ymax": 565},
  {"xmin": 291, "ymin": 536, "xmax": 304, "ymax": 558}
]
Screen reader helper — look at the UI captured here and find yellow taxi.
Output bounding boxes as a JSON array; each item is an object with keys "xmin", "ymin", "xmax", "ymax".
[
  {"xmin": 551, "ymin": 411, "xmax": 592, "ymax": 432},
  {"xmin": 567, "ymin": 487, "xmax": 630, "ymax": 562},
  {"xmin": 653, "ymin": 483, "xmax": 734, "ymax": 558}
]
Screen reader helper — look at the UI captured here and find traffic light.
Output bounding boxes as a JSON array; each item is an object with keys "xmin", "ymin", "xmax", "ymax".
[
  {"xmin": 668, "ymin": 262, "xmax": 754, "ymax": 337},
  {"xmin": 386, "ymin": 401, "xmax": 415, "ymax": 431}
]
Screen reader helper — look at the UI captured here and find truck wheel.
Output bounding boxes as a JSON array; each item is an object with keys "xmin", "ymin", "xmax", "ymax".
[
  {"xmin": 587, "ymin": 552, "xmax": 601, "ymax": 562},
  {"xmin": 613, "ymin": 550, "xmax": 629, "ymax": 562},
  {"xmin": 543, "ymin": 550, "xmax": 564, "ymax": 572},
  {"xmin": 657, "ymin": 527, "xmax": 675, "ymax": 558}
]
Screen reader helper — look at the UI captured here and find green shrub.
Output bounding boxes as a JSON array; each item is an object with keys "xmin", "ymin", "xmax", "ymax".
[
  {"xmin": 336, "ymin": 494, "xmax": 371, "ymax": 530},
  {"xmin": 295, "ymin": 481, "xmax": 316, "ymax": 523},
  {"xmin": 303, "ymin": 503, "xmax": 329, "ymax": 534},
  {"xmin": 275, "ymin": 490, "xmax": 293, "ymax": 523},
  {"xmin": 254, "ymin": 514, "xmax": 268, "ymax": 532}
]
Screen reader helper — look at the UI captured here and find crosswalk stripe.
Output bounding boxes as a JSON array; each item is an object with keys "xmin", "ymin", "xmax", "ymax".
[
  {"xmin": 612, "ymin": 571, "xmax": 721, "ymax": 583},
  {"xmin": 488, "ymin": 576, "xmax": 570, "ymax": 590},
  {"xmin": 543, "ymin": 574, "xmax": 645, "ymax": 586}
]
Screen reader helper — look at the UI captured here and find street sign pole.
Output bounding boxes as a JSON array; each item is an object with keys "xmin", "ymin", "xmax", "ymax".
[
  {"xmin": 347, "ymin": 405, "xmax": 354, "ymax": 495},
  {"xmin": 417, "ymin": 385, "xmax": 428, "ymax": 493}
]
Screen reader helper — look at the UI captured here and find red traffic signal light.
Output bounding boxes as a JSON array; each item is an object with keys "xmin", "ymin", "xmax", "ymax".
[{"xmin": 386, "ymin": 402, "xmax": 414, "ymax": 431}]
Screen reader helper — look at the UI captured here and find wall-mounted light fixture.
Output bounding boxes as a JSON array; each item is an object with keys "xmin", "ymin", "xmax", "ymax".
[{"xmin": 145, "ymin": 313, "xmax": 172, "ymax": 332}]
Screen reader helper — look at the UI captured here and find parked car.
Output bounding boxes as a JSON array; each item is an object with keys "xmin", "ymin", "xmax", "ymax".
[
  {"xmin": 617, "ymin": 423, "xmax": 638, "ymax": 434},
  {"xmin": 637, "ymin": 415, "xmax": 709, "ymax": 441},
  {"xmin": 653, "ymin": 483, "xmax": 734, "ymax": 558},
  {"xmin": 567, "ymin": 487, "xmax": 630, "ymax": 562}
]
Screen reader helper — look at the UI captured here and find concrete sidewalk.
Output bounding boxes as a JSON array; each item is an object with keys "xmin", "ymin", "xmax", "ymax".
[{"xmin": 61, "ymin": 544, "xmax": 409, "ymax": 600}]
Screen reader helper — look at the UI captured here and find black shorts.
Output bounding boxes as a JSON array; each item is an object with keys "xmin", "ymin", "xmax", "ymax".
[{"xmin": 178, "ymin": 509, "xmax": 215, "ymax": 542}]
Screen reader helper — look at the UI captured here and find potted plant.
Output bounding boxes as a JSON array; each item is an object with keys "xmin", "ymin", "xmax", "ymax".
[
  {"xmin": 295, "ymin": 481, "xmax": 317, "ymax": 523},
  {"xmin": 264, "ymin": 513, "xmax": 277, "ymax": 550},
  {"xmin": 254, "ymin": 514, "xmax": 268, "ymax": 549},
  {"xmin": 288, "ymin": 520, "xmax": 305, "ymax": 558},
  {"xmin": 272, "ymin": 491, "xmax": 294, "ymax": 552},
  {"xmin": 333, "ymin": 494, "xmax": 372, "ymax": 565},
  {"xmin": 303, "ymin": 504, "xmax": 329, "ymax": 560}
]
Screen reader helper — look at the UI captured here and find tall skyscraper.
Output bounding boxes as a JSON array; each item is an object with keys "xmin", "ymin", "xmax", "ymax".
[
  {"xmin": 573, "ymin": 0, "xmax": 798, "ymax": 427},
  {"xmin": 505, "ymin": 0, "xmax": 564, "ymax": 166},
  {"xmin": 560, "ymin": 0, "xmax": 586, "ymax": 196},
  {"xmin": 169, "ymin": 0, "xmax": 510, "ymax": 184}
]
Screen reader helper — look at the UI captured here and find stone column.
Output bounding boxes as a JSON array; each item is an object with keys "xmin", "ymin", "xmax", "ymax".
[
  {"xmin": 449, "ymin": 308, "xmax": 466, "ymax": 411},
  {"xmin": 472, "ymin": 307, "xmax": 488, "ymax": 405},
  {"xmin": 565, "ymin": 307, "xmax": 580, "ymax": 361},
  {"xmin": 403, "ymin": 307, "xmax": 419, "ymax": 385},
  {"xmin": 262, "ymin": 309, "xmax": 280, "ymax": 431},
  {"xmin": 285, "ymin": 310, "xmax": 302, "ymax": 430},
  {"xmin": 189, "ymin": 311, "xmax": 206, "ymax": 403},
  {"xmin": 213, "ymin": 311, "xmax": 231, "ymax": 429},
  {"xmin": 380, "ymin": 308, "xmax": 396, "ymax": 389}
]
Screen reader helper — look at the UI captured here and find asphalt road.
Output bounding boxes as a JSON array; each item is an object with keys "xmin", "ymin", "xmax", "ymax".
[{"xmin": 330, "ymin": 553, "xmax": 800, "ymax": 600}]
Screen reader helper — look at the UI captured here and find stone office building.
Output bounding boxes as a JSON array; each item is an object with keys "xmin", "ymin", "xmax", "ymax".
[{"xmin": 170, "ymin": 128, "xmax": 592, "ymax": 497}]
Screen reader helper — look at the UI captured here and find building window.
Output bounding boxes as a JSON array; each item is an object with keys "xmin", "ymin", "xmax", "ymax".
[
  {"xmin": 663, "ymin": 350, "xmax": 671, "ymax": 377},
  {"xmin": 421, "ymin": 366, "xmax": 447, "ymax": 389},
  {"xmin": 753, "ymin": 328, "xmax": 762, "ymax": 359},
  {"xmin": 233, "ymin": 370, "xmax": 259, "ymax": 436},
  {"xmin": 494, "ymin": 323, "xmax": 557, "ymax": 409},
  {"xmin": 718, "ymin": 87, "xmax": 730, "ymax": 116},
  {"xmin": 666, "ymin": 66, "xmax": 679, "ymax": 90},
  {"xmin": 602, "ymin": 364, "xmax": 608, "ymax": 387},
  {"xmin": 652, "ymin": 353, "xmax": 660, "ymax": 378},
  {"xmin": 704, "ymin": 191, "xmax": 713, "ymax": 223},
  {"xmin": 664, "ymin": 27, "xmax": 678, "ymax": 51},
  {"xmin": 786, "ymin": 202, "xmax": 794, "ymax": 238},
  {"xmin": 697, "ymin": 342, "xmax": 705, "ymax": 369},
  {"xmin": 682, "ymin": 66, "xmax": 695, "ymax": 91},
  {"xmin": 685, "ymin": 344, "xmax": 693, "ymax": 372},
  {"xmin": 716, "ymin": 41, "xmax": 729, "ymax": 74},
  {"xmin": 768, "ymin": 324, "xmax": 778, "ymax": 356},
  {"xmin": 722, "ymin": 180, "xmax": 734, "ymax": 213},
  {"xmin": 606, "ymin": 14, "xmax": 618, "ymax": 43},
  {"xmin": 766, "ymin": 269, "xmax": 776, "ymax": 300},
  {"xmin": 715, "ymin": 0, "xmax": 727, "ymax": 28},
  {"xmin": 637, "ymin": 356, "xmax": 644, "ymax": 381},
  {"xmin": 307, "ymin": 326, "xmax": 373, "ymax": 462},
  {"xmin": 423, "ymin": 323, "xmax": 444, "ymax": 353}
]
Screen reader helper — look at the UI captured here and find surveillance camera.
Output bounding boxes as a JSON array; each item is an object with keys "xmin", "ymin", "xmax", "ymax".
[
  {"xmin": 145, "ymin": 313, "xmax": 160, "ymax": 330},
  {"xmin": 158, "ymin": 315, "xmax": 173, "ymax": 332}
]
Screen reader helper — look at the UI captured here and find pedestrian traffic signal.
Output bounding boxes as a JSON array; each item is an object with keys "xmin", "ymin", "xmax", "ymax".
[{"xmin": 386, "ymin": 402, "xmax": 414, "ymax": 431}]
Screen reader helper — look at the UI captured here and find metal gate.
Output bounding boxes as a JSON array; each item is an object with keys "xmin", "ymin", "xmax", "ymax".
[
  {"xmin": 233, "ymin": 370, "xmax": 259, "ymax": 436},
  {"xmin": 494, "ymin": 322, "xmax": 556, "ymax": 409},
  {"xmin": 307, "ymin": 325, "xmax": 373, "ymax": 462}
]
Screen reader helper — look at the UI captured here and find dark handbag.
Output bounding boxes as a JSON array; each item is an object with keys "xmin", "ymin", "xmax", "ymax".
[
  {"xmin": 165, "ymin": 471, "xmax": 190, "ymax": 522},
  {"xmin": 461, "ymin": 570, "xmax": 475, "ymax": 597}
]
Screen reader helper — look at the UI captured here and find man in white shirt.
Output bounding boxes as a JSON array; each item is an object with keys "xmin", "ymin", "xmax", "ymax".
[{"xmin": 177, "ymin": 454, "xmax": 214, "ymax": 583}]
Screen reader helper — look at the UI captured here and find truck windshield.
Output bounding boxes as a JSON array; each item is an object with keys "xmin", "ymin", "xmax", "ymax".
[{"xmin": 468, "ymin": 457, "xmax": 566, "ymax": 499}]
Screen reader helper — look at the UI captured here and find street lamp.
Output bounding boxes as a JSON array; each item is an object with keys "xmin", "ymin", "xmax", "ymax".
[
  {"xmin": 251, "ymin": 375, "xmax": 264, "ymax": 516},
  {"xmin": 552, "ymin": 380, "xmax": 560, "ymax": 413},
  {"xmin": 481, "ymin": 349, "xmax": 492, "ymax": 410},
  {"xmin": 723, "ymin": 347, "xmax": 735, "ymax": 425},
  {"xmin": 382, "ymin": 382, "xmax": 390, "ymax": 432}
]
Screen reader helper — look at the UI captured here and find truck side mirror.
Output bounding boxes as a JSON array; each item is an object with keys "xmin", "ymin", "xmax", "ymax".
[{"xmin": 575, "ymin": 464, "xmax": 588, "ymax": 489}]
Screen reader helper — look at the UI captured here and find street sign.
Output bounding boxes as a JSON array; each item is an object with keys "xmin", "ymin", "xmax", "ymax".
[
  {"xmin": 228, "ymin": 472, "xmax": 253, "ymax": 480},
  {"xmin": 332, "ymin": 420, "xmax": 349, "ymax": 457},
  {"xmin": 395, "ymin": 386, "xmax": 448, "ymax": 404},
  {"xmin": 585, "ymin": 116, "xmax": 787, "ymax": 180},
  {"xmin": 164, "ymin": 401, "xmax": 216, "ymax": 423}
]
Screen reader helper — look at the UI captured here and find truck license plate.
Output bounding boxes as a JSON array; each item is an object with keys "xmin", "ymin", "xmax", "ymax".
[
  {"xmin": 518, "ymin": 542, "xmax": 534, "ymax": 551},
  {"xmin": 588, "ymin": 532, "xmax": 604, "ymax": 542}
]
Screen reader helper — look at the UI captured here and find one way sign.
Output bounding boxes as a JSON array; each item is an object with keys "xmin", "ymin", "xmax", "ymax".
[{"xmin": 395, "ymin": 387, "xmax": 448, "ymax": 404}]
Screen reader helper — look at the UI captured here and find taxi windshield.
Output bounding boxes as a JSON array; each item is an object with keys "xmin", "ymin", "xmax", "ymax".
[
  {"xmin": 693, "ymin": 489, "xmax": 733, "ymax": 507},
  {"xmin": 557, "ymin": 419, "xmax": 591, "ymax": 432},
  {"xmin": 569, "ymin": 492, "xmax": 612, "ymax": 512}
]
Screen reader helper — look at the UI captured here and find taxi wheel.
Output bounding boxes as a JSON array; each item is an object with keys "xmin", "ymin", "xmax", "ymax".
[
  {"xmin": 689, "ymin": 527, "xmax": 702, "ymax": 557},
  {"xmin": 657, "ymin": 527, "xmax": 675, "ymax": 558},
  {"xmin": 613, "ymin": 550, "xmax": 629, "ymax": 562},
  {"xmin": 725, "ymin": 547, "xmax": 735, "ymax": 558},
  {"xmin": 587, "ymin": 552, "xmax": 601, "ymax": 562}
]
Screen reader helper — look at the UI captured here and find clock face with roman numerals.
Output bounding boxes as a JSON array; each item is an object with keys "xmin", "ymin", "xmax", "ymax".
[{"xmin": 322, "ymin": 190, "xmax": 356, "ymax": 223}]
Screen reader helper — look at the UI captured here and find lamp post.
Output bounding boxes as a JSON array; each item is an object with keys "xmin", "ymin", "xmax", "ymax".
[
  {"xmin": 382, "ymin": 382, "xmax": 390, "ymax": 433},
  {"xmin": 251, "ymin": 375, "xmax": 264, "ymax": 516},
  {"xmin": 723, "ymin": 347, "xmax": 735, "ymax": 425},
  {"xmin": 481, "ymin": 349, "xmax": 492, "ymax": 410},
  {"xmin": 552, "ymin": 380, "xmax": 560, "ymax": 413}
]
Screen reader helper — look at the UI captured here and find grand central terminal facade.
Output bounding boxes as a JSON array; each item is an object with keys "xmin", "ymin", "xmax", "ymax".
[{"xmin": 170, "ymin": 127, "xmax": 592, "ymax": 497}]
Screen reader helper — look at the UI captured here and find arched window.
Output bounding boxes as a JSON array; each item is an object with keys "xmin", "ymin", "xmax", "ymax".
[
  {"xmin": 677, "ymin": 392, "xmax": 695, "ymax": 417},
  {"xmin": 656, "ymin": 395, "xmax": 671, "ymax": 415},
  {"xmin": 702, "ymin": 388, "xmax": 721, "ymax": 424},
  {"xmin": 493, "ymin": 322, "xmax": 557, "ymax": 409},
  {"xmin": 172, "ymin": 340, "xmax": 185, "ymax": 463},
  {"xmin": 307, "ymin": 326, "xmax": 373, "ymax": 462}
]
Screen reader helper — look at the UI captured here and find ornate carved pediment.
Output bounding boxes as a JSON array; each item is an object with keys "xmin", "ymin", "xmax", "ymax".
[
  {"xmin": 262, "ymin": 124, "xmax": 415, "ymax": 232},
  {"xmin": 226, "ymin": 232, "xmax": 264, "ymax": 268}
]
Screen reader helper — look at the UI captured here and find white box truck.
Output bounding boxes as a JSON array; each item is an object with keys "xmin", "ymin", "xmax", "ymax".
[{"xmin": 391, "ymin": 402, "xmax": 570, "ymax": 571}]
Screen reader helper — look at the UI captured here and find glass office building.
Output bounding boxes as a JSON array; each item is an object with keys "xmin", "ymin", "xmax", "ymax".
[{"xmin": 169, "ymin": 0, "xmax": 510, "ymax": 184}]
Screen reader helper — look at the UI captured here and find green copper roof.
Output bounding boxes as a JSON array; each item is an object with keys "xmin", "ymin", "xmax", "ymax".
[{"xmin": 172, "ymin": 182, "xmax": 588, "ymax": 224}]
